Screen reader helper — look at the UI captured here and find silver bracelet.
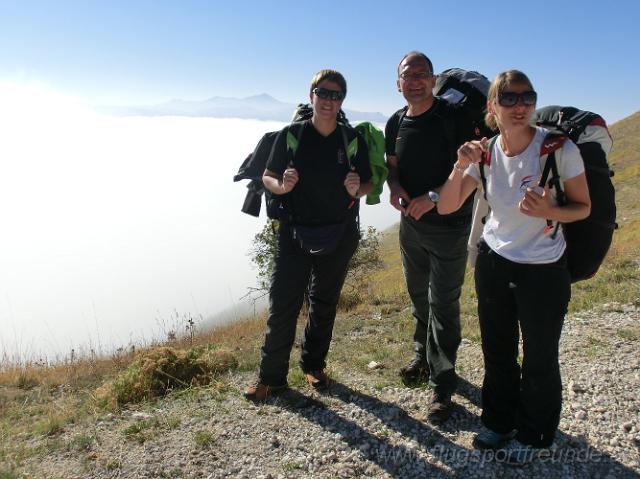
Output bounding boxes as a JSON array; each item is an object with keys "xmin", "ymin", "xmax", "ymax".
[{"xmin": 453, "ymin": 163, "xmax": 467, "ymax": 173}]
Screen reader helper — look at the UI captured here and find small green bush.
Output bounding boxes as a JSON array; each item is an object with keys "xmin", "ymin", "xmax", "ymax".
[{"xmin": 193, "ymin": 430, "xmax": 216, "ymax": 448}]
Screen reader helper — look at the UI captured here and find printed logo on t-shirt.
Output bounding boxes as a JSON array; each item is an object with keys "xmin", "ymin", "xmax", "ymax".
[
  {"xmin": 337, "ymin": 148, "xmax": 346, "ymax": 165},
  {"xmin": 519, "ymin": 175, "xmax": 540, "ymax": 191}
]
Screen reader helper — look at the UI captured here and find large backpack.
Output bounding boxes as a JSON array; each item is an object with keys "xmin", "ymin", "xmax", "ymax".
[
  {"xmin": 234, "ymin": 104, "xmax": 386, "ymax": 218},
  {"xmin": 433, "ymin": 68, "xmax": 496, "ymax": 140},
  {"xmin": 532, "ymin": 106, "xmax": 617, "ymax": 282},
  {"xmin": 470, "ymin": 106, "xmax": 616, "ymax": 282},
  {"xmin": 387, "ymin": 67, "xmax": 495, "ymax": 170}
]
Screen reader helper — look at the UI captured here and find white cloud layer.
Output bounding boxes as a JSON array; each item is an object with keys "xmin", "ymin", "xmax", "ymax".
[{"xmin": 0, "ymin": 83, "xmax": 399, "ymax": 361}]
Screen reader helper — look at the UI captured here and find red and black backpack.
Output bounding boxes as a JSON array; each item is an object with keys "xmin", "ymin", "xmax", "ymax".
[{"xmin": 475, "ymin": 106, "xmax": 616, "ymax": 282}]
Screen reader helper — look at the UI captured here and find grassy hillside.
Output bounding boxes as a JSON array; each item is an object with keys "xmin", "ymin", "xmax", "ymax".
[
  {"xmin": 609, "ymin": 111, "xmax": 640, "ymax": 223},
  {"xmin": 1, "ymin": 111, "xmax": 639, "ymax": 477}
]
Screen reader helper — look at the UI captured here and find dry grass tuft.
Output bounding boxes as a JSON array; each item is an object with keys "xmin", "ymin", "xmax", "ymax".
[{"xmin": 96, "ymin": 345, "xmax": 238, "ymax": 409}]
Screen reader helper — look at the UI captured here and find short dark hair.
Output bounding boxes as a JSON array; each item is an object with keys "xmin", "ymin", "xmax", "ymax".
[
  {"xmin": 310, "ymin": 69, "xmax": 347, "ymax": 97},
  {"xmin": 397, "ymin": 51, "xmax": 434, "ymax": 77}
]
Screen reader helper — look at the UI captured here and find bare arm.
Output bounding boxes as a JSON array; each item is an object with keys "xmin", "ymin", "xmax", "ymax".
[
  {"xmin": 437, "ymin": 140, "xmax": 484, "ymax": 214},
  {"xmin": 263, "ymin": 167, "xmax": 298, "ymax": 194},
  {"xmin": 344, "ymin": 171, "xmax": 373, "ymax": 198}
]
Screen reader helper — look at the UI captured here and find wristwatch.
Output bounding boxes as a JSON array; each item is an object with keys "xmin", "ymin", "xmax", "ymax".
[{"xmin": 428, "ymin": 191, "xmax": 440, "ymax": 204}]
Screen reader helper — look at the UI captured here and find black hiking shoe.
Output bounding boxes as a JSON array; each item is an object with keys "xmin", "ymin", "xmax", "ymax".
[
  {"xmin": 398, "ymin": 356, "xmax": 430, "ymax": 384},
  {"xmin": 501, "ymin": 439, "xmax": 543, "ymax": 466},
  {"xmin": 473, "ymin": 427, "xmax": 517, "ymax": 450},
  {"xmin": 427, "ymin": 393, "xmax": 453, "ymax": 424}
]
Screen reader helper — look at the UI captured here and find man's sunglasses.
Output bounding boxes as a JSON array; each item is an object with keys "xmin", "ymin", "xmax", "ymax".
[
  {"xmin": 313, "ymin": 87, "xmax": 344, "ymax": 101},
  {"xmin": 399, "ymin": 71, "xmax": 432, "ymax": 81},
  {"xmin": 498, "ymin": 90, "xmax": 537, "ymax": 107}
]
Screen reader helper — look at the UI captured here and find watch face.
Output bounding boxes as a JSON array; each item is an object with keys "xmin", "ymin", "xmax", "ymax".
[{"xmin": 428, "ymin": 191, "xmax": 440, "ymax": 203}]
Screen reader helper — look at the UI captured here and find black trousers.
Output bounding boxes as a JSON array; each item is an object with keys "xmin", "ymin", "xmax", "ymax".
[
  {"xmin": 258, "ymin": 221, "xmax": 359, "ymax": 386},
  {"xmin": 475, "ymin": 241, "xmax": 570, "ymax": 448}
]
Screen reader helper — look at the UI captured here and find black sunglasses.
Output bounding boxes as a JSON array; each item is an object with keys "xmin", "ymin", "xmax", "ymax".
[
  {"xmin": 498, "ymin": 90, "xmax": 537, "ymax": 107},
  {"xmin": 313, "ymin": 87, "xmax": 344, "ymax": 101}
]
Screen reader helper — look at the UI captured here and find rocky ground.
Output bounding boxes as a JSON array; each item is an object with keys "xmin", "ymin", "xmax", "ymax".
[{"xmin": 15, "ymin": 303, "xmax": 640, "ymax": 478}]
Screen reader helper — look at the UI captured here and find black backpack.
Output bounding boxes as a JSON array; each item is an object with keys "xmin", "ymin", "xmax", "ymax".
[
  {"xmin": 387, "ymin": 68, "xmax": 496, "ymax": 175},
  {"xmin": 233, "ymin": 105, "xmax": 356, "ymax": 220},
  {"xmin": 433, "ymin": 68, "xmax": 496, "ymax": 140},
  {"xmin": 531, "ymin": 106, "xmax": 617, "ymax": 282}
]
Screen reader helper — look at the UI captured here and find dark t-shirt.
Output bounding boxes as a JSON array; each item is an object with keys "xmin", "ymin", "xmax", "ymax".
[
  {"xmin": 385, "ymin": 99, "xmax": 475, "ymax": 222},
  {"xmin": 267, "ymin": 120, "xmax": 372, "ymax": 225}
]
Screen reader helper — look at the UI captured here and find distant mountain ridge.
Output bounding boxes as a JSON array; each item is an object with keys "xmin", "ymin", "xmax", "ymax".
[{"xmin": 100, "ymin": 93, "xmax": 388, "ymax": 123}]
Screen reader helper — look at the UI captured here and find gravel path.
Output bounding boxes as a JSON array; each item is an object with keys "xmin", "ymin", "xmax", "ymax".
[{"xmin": 22, "ymin": 303, "xmax": 640, "ymax": 478}]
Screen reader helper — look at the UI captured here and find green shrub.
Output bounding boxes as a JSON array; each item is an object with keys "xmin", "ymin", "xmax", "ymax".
[{"xmin": 193, "ymin": 430, "xmax": 216, "ymax": 448}]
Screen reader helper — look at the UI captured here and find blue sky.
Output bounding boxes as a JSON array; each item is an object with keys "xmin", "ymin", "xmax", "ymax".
[{"xmin": 0, "ymin": 0, "xmax": 638, "ymax": 123}]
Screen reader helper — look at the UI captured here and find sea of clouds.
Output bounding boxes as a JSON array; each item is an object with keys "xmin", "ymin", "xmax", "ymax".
[{"xmin": 0, "ymin": 84, "xmax": 399, "ymax": 362}]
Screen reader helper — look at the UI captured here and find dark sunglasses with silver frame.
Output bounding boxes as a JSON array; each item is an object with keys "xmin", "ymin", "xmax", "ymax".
[
  {"xmin": 313, "ymin": 87, "xmax": 344, "ymax": 101},
  {"xmin": 498, "ymin": 90, "xmax": 537, "ymax": 107}
]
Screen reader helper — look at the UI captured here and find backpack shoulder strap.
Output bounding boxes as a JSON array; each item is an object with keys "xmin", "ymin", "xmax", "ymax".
[
  {"xmin": 539, "ymin": 133, "xmax": 567, "ymax": 238},
  {"xmin": 339, "ymin": 123, "xmax": 358, "ymax": 170},
  {"xmin": 285, "ymin": 121, "xmax": 306, "ymax": 165},
  {"xmin": 441, "ymin": 102, "xmax": 458, "ymax": 146},
  {"xmin": 479, "ymin": 135, "xmax": 499, "ymax": 202},
  {"xmin": 539, "ymin": 133, "xmax": 567, "ymax": 198},
  {"xmin": 388, "ymin": 107, "xmax": 408, "ymax": 155}
]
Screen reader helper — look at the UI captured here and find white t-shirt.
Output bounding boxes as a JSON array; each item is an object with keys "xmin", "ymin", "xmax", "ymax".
[{"xmin": 466, "ymin": 127, "xmax": 585, "ymax": 264}]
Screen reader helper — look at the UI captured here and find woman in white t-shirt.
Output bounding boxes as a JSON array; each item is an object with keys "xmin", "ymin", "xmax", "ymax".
[{"xmin": 437, "ymin": 70, "xmax": 590, "ymax": 465}]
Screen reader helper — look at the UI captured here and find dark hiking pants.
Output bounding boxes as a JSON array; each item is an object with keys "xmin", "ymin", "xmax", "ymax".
[
  {"xmin": 399, "ymin": 215, "xmax": 470, "ymax": 397},
  {"xmin": 258, "ymin": 221, "xmax": 359, "ymax": 386},
  {"xmin": 475, "ymin": 240, "xmax": 570, "ymax": 448}
]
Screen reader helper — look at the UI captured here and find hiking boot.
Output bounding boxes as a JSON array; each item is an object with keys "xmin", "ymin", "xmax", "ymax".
[
  {"xmin": 305, "ymin": 370, "xmax": 331, "ymax": 390},
  {"xmin": 498, "ymin": 439, "xmax": 542, "ymax": 466},
  {"xmin": 243, "ymin": 382, "xmax": 286, "ymax": 402},
  {"xmin": 427, "ymin": 393, "xmax": 452, "ymax": 424},
  {"xmin": 473, "ymin": 427, "xmax": 517, "ymax": 450},
  {"xmin": 398, "ymin": 356, "xmax": 429, "ymax": 383}
]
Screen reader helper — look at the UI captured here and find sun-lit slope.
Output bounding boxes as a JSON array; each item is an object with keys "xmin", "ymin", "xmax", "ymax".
[{"xmin": 609, "ymin": 111, "xmax": 640, "ymax": 224}]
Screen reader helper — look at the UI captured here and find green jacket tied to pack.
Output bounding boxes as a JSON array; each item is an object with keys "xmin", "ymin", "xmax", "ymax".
[{"xmin": 354, "ymin": 121, "xmax": 387, "ymax": 205}]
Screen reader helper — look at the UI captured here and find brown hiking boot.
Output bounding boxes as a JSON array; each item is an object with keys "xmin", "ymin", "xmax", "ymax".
[
  {"xmin": 398, "ymin": 356, "xmax": 430, "ymax": 383},
  {"xmin": 305, "ymin": 370, "xmax": 331, "ymax": 390},
  {"xmin": 243, "ymin": 382, "xmax": 286, "ymax": 402},
  {"xmin": 427, "ymin": 393, "xmax": 453, "ymax": 424}
]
